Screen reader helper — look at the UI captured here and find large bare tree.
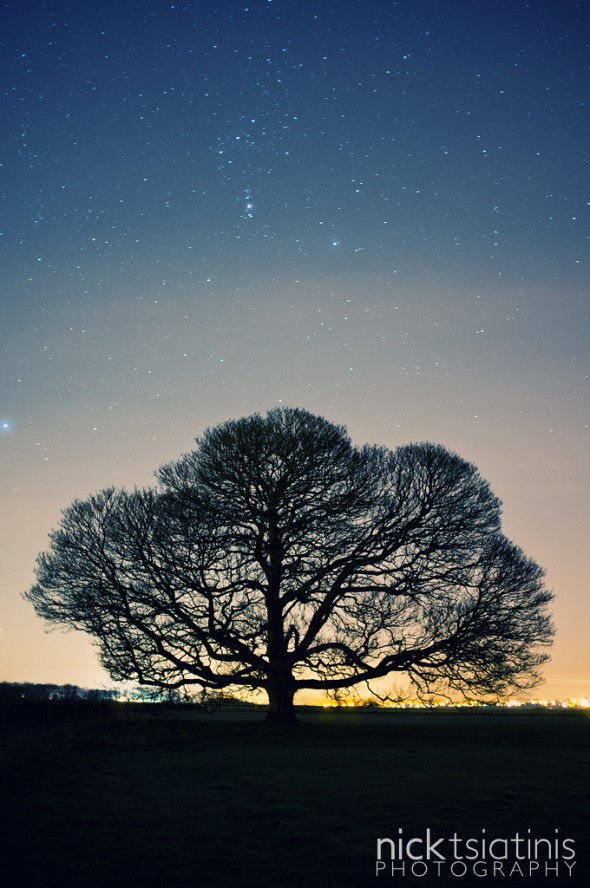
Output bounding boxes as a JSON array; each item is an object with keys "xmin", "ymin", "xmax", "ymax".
[{"xmin": 25, "ymin": 408, "xmax": 553, "ymax": 722}]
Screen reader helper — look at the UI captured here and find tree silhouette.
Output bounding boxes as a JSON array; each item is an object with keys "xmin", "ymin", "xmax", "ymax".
[{"xmin": 25, "ymin": 408, "xmax": 553, "ymax": 722}]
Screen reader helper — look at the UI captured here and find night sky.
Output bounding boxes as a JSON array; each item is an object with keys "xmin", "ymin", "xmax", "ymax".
[{"xmin": 1, "ymin": 0, "xmax": 588, "ymax": 700}]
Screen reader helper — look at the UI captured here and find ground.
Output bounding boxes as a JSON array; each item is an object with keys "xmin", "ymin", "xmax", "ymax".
[{"xmin": 1, "ymin": 708, "xmax": 588, "ymax": 887}]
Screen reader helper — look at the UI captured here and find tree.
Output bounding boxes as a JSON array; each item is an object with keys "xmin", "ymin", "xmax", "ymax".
[{"xmin": 25, "ymin": 407, "xmax": 554, "ymax": 723}]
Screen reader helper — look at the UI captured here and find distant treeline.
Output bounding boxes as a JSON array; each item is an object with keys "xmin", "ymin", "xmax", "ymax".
[{"xmin": 0, "ymin": 681, "xmax": 118, "ymax": 703}]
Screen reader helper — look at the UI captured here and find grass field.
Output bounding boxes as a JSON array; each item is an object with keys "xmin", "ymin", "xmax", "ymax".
[{"xmin": 1, "ymin": 708, "xmax": 588, "ymax": 887}]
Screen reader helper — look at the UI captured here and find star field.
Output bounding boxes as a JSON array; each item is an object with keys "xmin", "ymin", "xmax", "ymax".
[{"xmin": 1, "ymin": 0, "xmax": 588, "ymax": 698}]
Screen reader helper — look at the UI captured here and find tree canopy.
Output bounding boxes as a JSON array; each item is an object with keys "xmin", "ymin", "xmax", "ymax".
[{"xmin": 25, "ymin": 407, "xmax": 554, "ymax": 721}]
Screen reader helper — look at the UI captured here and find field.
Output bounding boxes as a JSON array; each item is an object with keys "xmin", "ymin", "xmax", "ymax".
[{"xmin": 1, "ymin": 707, "xmax": 588, "ymax": 887}]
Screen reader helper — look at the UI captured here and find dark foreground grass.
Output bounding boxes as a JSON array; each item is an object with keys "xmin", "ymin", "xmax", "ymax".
[{"xmin": 1, "ymin": 709, "xmax": 588, "ymax": 888}]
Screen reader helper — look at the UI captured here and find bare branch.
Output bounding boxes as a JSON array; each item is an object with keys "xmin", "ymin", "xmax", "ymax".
[{"xmin": 24, "ymin": 408, "xmax": 554, "ymax": 722}]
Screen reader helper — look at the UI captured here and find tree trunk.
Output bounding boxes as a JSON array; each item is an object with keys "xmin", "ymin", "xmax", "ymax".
[{"xmin": 265, "ymin": 674, "xmax": 298, "ymax": 723}]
